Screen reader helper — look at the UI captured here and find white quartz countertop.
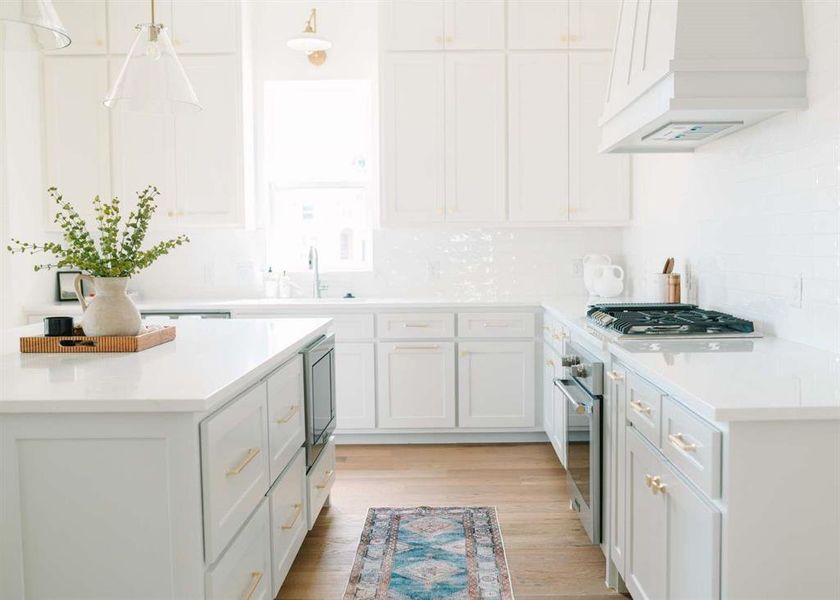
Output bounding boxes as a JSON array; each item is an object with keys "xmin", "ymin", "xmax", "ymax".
[
  {"xmin": 542, "ymin": 298, "xmax": 840, "ymax": 422},
  {"xmin": 0, "ymin": 318, "xmax": 331, "ymax": 414}
]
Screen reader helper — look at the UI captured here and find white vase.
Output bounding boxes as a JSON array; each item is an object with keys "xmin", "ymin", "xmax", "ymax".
[{"xmin": 74, "ymin": 275, "xmax": 142, "ymax": 336}]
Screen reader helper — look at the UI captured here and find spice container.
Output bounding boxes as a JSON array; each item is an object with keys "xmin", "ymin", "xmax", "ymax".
[{"xmin": 667, "ymin": 273, "xmax": 682, "ymax": 303}]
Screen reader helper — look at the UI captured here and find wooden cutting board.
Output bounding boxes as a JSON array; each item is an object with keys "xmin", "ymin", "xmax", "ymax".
[{"xmin": 20, "ymin": 325, "xmax": 176, "ymax": 353}]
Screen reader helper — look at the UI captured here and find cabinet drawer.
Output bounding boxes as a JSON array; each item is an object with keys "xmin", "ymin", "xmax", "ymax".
[
  {"xmin": 201, "ymin": 383, "xmax": 271, "ymax": 563},
  {"xmin": 458, "ymin": 312, "xmax": 535, "ymax": 338},
  {"xmin": 377, "ymin": 312, "xmax": 455, "ymax": 339},
  {"xmin": 206, "ymin": 499, "xmax": 271, "ymax": 600},
  {"xmin": 329, "ymin": 314, "xmax": 374, "ymax": 341},
  {"xmin": 625, "ymin": 371, "xmax": 664, "ymax": 447},
  {"xmin": 267, "ymin": 356, "xmax": 305, "ymax": 483},
  {"xmin": 268, "ymin": 449, "xmax": 307, "ymax": 596},
  {"xmin": 662, "ymin": 396, "xmax": 722, "ymax": 498},
  {"xmin": 306, "ymin": 437, "xmax": 336, "ymax": 529}
]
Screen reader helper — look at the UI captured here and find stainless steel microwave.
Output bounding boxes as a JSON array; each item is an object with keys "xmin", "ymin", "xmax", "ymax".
[{"xmin": 301, "ymin": 333, "xmax": 336, "ymax": 470}]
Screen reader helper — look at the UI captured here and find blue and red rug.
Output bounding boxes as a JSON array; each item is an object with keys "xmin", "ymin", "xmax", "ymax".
[{"xmin": 343, "ymin": 506, "xmax": 514, "ymax": 600}]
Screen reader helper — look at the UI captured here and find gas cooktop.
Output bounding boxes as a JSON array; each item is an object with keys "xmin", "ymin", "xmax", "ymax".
[{"xmin": 586, "ymin": 303, "xmax": 759, "ymax": 338}]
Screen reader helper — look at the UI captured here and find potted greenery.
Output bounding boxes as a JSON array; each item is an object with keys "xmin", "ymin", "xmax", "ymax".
[{"xmin": 8, "ymin": 186, "xmax": 189, "ymax": 336}]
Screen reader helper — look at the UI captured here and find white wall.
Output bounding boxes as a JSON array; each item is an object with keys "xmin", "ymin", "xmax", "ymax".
[{"xmin": 623, "ymin": 0, "xmax": 840, "ymax": 352}]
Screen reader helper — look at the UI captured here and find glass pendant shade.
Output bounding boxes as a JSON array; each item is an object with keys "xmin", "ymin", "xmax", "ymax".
[
  {"xmin": 104, "ymin": 24, "xmax": 201, "ymax": 115},
  {"xmin": 0, "ymin": 0, "xmax": 71, "ymax": 50},
  {"xmin": 287, "ymin": 32, "xmax": 332, "ymax": 54}
]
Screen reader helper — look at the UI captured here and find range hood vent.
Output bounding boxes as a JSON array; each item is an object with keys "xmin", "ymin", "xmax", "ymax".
[{"xmin": 599, "ymin": 0, "xmax": 807, "ymax": 154}]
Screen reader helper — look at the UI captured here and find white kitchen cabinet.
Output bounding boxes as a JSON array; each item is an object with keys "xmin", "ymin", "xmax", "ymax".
[
  {"xmin": 458, "ymin": 342, "xmax": 535, "ymax": 428},
  {"xmin": 626, "ymin": 427, "xmax": 721, "ymax": 600},
  {"xmin": 444, "ymin": 0, "xmax": 505, "ymax": 50},
  {"xmin": 43, "ymin": 56, "xmax": 111, "ymax": 225},
  {"xmin": 444, "ymin": 53, "xmax": 506, "ymax": 222},
  {"xmin": 108, "ymin": 0, "xmax": 173, "ymax": 54},
  {"xmin": 508, "ymin": 53, "xmax": 569, "ymax": 222},
  {"xmin": 382, "ymin": 53, "xmax": 446, "ymax": 225},
  {"xmin": 266, "ymin": 356, "xmax": 305, "ymax": 483},
  {"xmin": 569, "ymin": 52, "xmax": 630, "ymax": 222},
  {"xmin": 170, "ymin": 0, "xmax": 237, "ymax": 54},
  {"xmin": 551, "ymin": 369, "xmax": 568, "ymax": 467},
  {"xmin": 377, "ymin": 342, "xmax": 456, "ymax": 428},
  {"xmin": 175, "ymin": 55, "xmax": 243, "ymax": 227},
  {"xmin": 381, "ymin": 0, "xmax": 445, "ymax": 51},
  {"xmin": 335, "ymin": 343, "xmax": 376, "ymax": 430},
  {"xmin": 625, "ymin": 427, "xmax": 667, "ymax": 600},
  {"xmin": 543, "ymin": 346, "xmax": 558, "ymax": 438},
  {"xmin": 568, "ymin": 0, "xmax": 620, "ymax": 49},
  {"xmin": 48, "ymin": 0, "xmax": 107, "ymax": 54},
  {"xmin": 508, "ymin": 0, "xmax": 569, "ymax": 49}
]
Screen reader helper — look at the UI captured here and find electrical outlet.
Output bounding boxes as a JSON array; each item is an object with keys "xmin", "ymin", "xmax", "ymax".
[{"xmin": 571, "ymin": 258, "xmax": 584, "ymax": 278}]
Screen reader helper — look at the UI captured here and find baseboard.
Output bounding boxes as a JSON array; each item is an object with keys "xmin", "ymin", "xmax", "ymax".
[{"xmin": 334, "ymin": 431, "xmax": 550, "ymax": 445}]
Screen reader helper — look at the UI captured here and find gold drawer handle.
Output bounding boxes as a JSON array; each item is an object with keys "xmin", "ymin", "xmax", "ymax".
[
  {"xmin": 316, "ymin": 469, "xmax": 335, "ymax": 489},
  {"xmin": 606, "ymin": 371, "xmax": 625, "ymax": 381},
  {"xmin": 242, "ymin": 570, "xmax": 263, "ymax": 600},
  {"xmin": 226, "ymin": 448, "xmax": 260, "ymax": 476},
  {"xmin": 482, "ymin": 322, "xmax": 511, "ymax": 328},
  {"xmin": 276, "ymin": 405, "xmax": 300, "ymax": 424},
  {"xmin": 669, "ymin": 432, "xmax": 698, "ymax": 452},
  {"xmin": 402, "ymin": 322, "xmax": 430, "ymax": 328},
  {"xmin": 395, "ymin": 344, "xmax": 439, "ymax": 351},
  {"xmin": 644, "ymin": 473, "xmax": 667, "ymax": 495},
  {"xmin": 630, "ymin": 399, "xmax": 652, "ymax": 416},
  {"xmin": 281, "ymin": 503, "xmax": 303, "ymax": 530},
  {"xmin": 545, "ymin": 359, "xmax": 555, "ymax": 367}
]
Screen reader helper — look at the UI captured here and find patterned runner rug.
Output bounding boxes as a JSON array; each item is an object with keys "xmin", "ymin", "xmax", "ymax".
[{"xmin": 343, "ymin": 506, "xmax": 514, "ymax": 600}]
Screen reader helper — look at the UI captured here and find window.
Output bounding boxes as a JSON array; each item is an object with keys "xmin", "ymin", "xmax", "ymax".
[{"xmin": 264, "ymin": 80, "xmax": 374, "ymax": 272}]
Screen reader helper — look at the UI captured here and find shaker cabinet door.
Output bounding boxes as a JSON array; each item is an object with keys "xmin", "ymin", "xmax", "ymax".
[
  {"xmin": 335, "ymin": 343, "xmax": 376, "ymax": 430},
  {"xmin": 444, "ymin": 0, "xmax": 505, "ymax": 50},
  {"xmin": 568, "ymin": 0, "xmax": 620, "ymax": 49},
  {"xmin": 381, "ymin": 0, "xmax": 445, "ymax": 51},
  {"xmin": 48, "ymin": 0, "xmax": 107, "ymax": 54},
  {"xmin": 377, "ymin": 342, "xmax": 455, "ymax": 428},
  {"xmin": 382, "ymin": 53, "xmax": 446, "ymax": 225},
  {"xmin": 508, "ymin": 0, "xmax": 569, "ymax": 49}
]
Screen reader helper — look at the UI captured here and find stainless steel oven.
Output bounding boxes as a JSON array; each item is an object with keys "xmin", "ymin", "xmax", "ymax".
[
  {"xmin": 301, "ymin": 333, "xmax": 336, "ymax": 471},
  {"xmin": 553, "ymin": 340, "xmax": 603, "ymax": 543}
]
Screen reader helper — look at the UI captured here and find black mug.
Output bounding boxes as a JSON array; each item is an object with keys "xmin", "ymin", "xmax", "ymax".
[{"xmin": 44, "ymin": 316, "xmax": 75, "ymax": 337}]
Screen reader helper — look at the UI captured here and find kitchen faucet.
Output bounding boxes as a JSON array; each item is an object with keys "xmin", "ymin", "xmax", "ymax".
[{"xmin": 308, "ymin": 246, "xmax": 327, "ymax": 298}]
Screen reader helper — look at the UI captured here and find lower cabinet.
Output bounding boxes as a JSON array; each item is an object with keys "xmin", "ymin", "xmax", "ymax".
[
  {"xmin": 205, "ymin": 500, "xmax": 272, "ymax": 600},
  {"xmin": 335, "ymin": 343, "xmax": 376, "ymax": 430},
  {"xmin": 377, "ymin": 342, "xmax": 456, "ymax": 428},
  {"xmin": 625, "ymin": 427, "xmax": 720, "ymax": 600},
  {"xmin": 458, "ymin": 341, "xmax": 535, "ymax": 427},
  {"xmin": 607, "ymin": 365, "xmax": 627, "ymax": 575},
  {"xmin": 268, "ymin": 449, "xmax": 307, "ymax": 595},
  {"xmin": 307, "ymin": 438, "xmax": 337, "ymax": 529}
]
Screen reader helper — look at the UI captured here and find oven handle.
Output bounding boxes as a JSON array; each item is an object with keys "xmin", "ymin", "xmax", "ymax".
[{"xmin": 553, "ymin": 378, "xmax": 593, "ymax": 415}]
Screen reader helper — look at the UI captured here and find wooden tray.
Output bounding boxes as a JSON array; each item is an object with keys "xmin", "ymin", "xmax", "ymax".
[{"xmin": 20, "ymin": 325, "xmax": 176, "ymax": 353}]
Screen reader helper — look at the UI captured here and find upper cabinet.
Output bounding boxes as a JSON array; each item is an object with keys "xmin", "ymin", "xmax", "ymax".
[
  {"xmin": 600, "ymin": 0, "xmax": 808, "ymax": 152},
  {"xmin": 42, "ymin": 0, "xmax": 245, "ymax": 230},
  {"xmin": 381, "ymin": 0, "xmax": 504, "ymax": 51},
  {"xmin": 508, "ymin": 0, "xmax": 618, "ymax": 50},
  {"xmin": 381, "ymin": 0, "xmax": 630, "ymax": 226},
  {"xmin": 48, "ymin": 0, "xmax": 108, "ymax": 54}
]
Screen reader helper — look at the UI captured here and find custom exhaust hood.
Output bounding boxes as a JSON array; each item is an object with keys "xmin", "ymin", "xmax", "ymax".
[{"xmin": 598, "ymin": 0, "xmax": 808, "ymax": 153}]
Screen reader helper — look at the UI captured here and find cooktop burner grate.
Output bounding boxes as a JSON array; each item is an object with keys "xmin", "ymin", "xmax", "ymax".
[{"xmin": 587, "ymin": 303, "xmax": 755, "ymax": 336}]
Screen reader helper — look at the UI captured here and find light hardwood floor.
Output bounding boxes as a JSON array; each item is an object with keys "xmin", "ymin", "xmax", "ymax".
[{"xmin": 279, "ymin": 443, "xmax": 623, "ymax": 600}]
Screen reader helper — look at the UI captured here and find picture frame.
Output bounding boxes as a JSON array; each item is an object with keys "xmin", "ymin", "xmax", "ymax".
[{"xmin": 56, "ymin": 271, "xmax": 89, "ymax": 302}]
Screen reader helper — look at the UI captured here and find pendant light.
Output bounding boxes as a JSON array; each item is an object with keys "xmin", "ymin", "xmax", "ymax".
[
  {"xmin": 104, "ymin": 0, "xmax": 200, "ymax": 115},
  {"xmin": 287, "ymin": 8, "xmax": 331, "ymax": 66},
  {"xmin": 0, "ymin": 0, "xmax": 71, "ymax": 50}
]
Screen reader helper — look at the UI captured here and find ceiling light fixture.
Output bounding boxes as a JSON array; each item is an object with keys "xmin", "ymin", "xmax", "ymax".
[
  {"xmin": 0, "ymin": 0, "xmax": 71, "ymax": 50},
  {"xmin": 104, "ymin": 0, "xmax": 200, "ymax": 115},
  {"xmin": 287, "ymin": 8, "xmax": 331, "ymax": 67}
]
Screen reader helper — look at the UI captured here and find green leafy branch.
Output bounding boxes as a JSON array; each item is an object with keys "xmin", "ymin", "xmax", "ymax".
[{"xmin": 7, "ymin": 187, "xmax": 190, "ymax": 278}]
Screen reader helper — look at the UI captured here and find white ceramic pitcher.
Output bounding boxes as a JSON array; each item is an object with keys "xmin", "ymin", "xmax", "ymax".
[
  {"xmin": 591, "ymin": 265, "xmax": 625, "ymax": 298},
  {"xmin": 74, "ymin": 275, "xmax": 142, "ymax": 336}
]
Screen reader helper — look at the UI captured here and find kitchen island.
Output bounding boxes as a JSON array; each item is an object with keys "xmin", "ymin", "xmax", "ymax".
[{"xmin": 0, "ymin": 317, "xmax": 332, "ymax": 600}]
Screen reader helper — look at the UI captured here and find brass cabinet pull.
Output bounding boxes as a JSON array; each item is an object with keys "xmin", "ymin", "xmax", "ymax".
[
  {"xmin": 669, "ymin": 432, "xmax": 698, "ymax": 452},
  {"xmin": 434, "ymin": 35, "xmax": 443, "ymax": 44},
  {"xmin": 395, "ymin": 344, "xmax": 440, "ymax": 351},
  {"xmin": 644, "ymin": 474, "xmax": 667, "ymax": 495},
  {"xmin": 276, "ymin": 405, "xmax": 300, "ymax": 424},
  {"xmin": 606, "ymin": 371, "xmax": 625, "ymax": 381},
  {"xmin": 226, "ymin": 448, "xmax": 261, "ymax": 476},
  {"xmin": 316, "ymin": 469, "xmax": 335, "ymax": 489},
  {"xmin": 545, "ymin": 359, "xmax": 555, "ymax": 367},
  {"xmin": 281, "ymin": 503, "xmax": 303, "ymax": 530},
  {"xmin": 402, "ymin": 322, "xmax": 430, "ymax": 328},
  {"xmin": 242, "ymin": 570, "xmax": 263, "ymax": 600},
  {"xmin": 552, "ymin": 332, "xmax": 567, "ymax": 341},
  {"xmin": 630, "ymin": 399, "xmax": 652, "ymax": 415},
  {"xmin": 445, "ymin": 35, "xmax": 453, "ymax": 43}
]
